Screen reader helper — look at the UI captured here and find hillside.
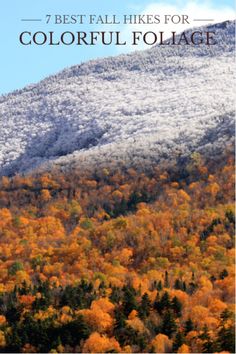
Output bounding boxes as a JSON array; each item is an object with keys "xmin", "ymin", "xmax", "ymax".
[
  {"xmin": 0, "ymin": 19, "xmax": 235, "ymax": 354},
  {"xmin": 0, "ymin": 150, "xmax": 234, "ymax": 353},
  {"xmin": 0, "ymin": 20, "xmax": 235, "ymax": 176}
]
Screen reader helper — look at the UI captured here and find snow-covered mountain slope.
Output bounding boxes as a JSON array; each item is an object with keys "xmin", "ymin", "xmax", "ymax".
[{"xmin": 0, "ymin": 20, "xmax": 235, "ymax": 175}]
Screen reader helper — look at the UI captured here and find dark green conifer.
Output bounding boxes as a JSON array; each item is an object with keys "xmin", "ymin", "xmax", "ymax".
[
  {"xmin": 164, "ymin": 270, "xmax": 169, "ymax": 288},
  {"xmin": 173, "ymin": 331, "xmax": 185, "ymax": 352},
  {"xmin": 122, "ymin": 285, "xmax": 137, "ymax": 317},
  {"xmin": 161, "ymin": 310, "xmax": 177, "ymax": 337},
  {"xmin": 184, "ymin": 318, "xmax": 194, "ymax": 334},
  {"xmin": 171, "ymin": 296, "xmax": 182, "ymax": 317},
  {"xmin": 138, "ymin": 292, "xmax": 151, "ymax": 319}
]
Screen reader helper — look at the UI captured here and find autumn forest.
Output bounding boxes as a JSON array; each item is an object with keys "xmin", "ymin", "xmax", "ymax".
[{"xmin": 0, "ymin": 149, "xmax": 235, "ymax": 353}]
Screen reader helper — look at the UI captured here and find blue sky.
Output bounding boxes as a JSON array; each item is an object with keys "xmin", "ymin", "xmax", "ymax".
[{"xmin": 0, "ymin": 0, "xmax": 235, "ymax": 95}]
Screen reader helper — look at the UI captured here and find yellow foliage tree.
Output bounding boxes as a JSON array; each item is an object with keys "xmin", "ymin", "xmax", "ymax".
[
  {"xmin": 177, "ymin": 343, "xmax": 190, "ymax": 353},
  {"xmin": 126, "ymin": 316, "xmax": 146, "ymax": 334},
  {"xmin": 78, "ymin": 307, "xmax": 113, "ymax": 333},
  {"xmin": 91, "ymin": 297, "xmax": 115, "ymax": 314},
  {"xmin": 82, "ymin": 332, "xmax": 121, "ymax": 353},
  {"xmin": 150, "ymin": 334, "xmax": 172, "ymax": 353}
]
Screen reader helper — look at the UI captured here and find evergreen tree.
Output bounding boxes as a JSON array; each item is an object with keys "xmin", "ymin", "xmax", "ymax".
[
  {"xmin": 187, "ymin": 281, "xmax": 197, "ymax": 295},
  {"xmin": 59, "ymin": 316, "xmax": 91, "ymax": 347},
  {"xmin": 5, "ymin": 325, "xmax": 22, "ymax": 353},
  {"xmin": 161, "ymin": 310, "xmax": 177, "ymax": 338},
  {"xmin": 138, "ymin": 293, "xmax": 151, "ymax": 319},
  {"xmin": 114, "ymin": 307, "xmax": 126, "ymax": 334},
  {"xmin": 5, "ymin": 304, "xmax": 22, "ymax": 325},
  {"xmin": 216, "ymin": 309, "xmax": 235, "ymax": 353},
  {"xmin": 217, "ymin": 325, "xmax": 235, "ymax": 353},
  {"xmin": 171, "ymin": 296, "xmax": 182, "ymax": 317},
  {"xmin": 173, "ymin": 331, "xmax": 185, "ymax": 352},
  {"xmin": 199, "ymin": 325, "xmax": 215, "ymax": 353},
  {"xmin": 153, "ymin": 293, "xmax": 160, "ymax": 312},
  {"xmin": 174, "ymin": 278, "xmax": 181, "ymax": 290},
  {"xmin": 164, "ymin": 271, "xmax": 169, "ymax": 288},
  {"xmin": 110, "ymin": 286, "xmax": 123, "ymax": 304},
  {"xmin": 122, "ymin": 285, "xmax": 137, "ymax": 317},
  {"xmin": 158, "ymin": 291, "xmax": 171, "ymax": 314},
  {"xmin": 157, "ymin": 280, "xmax": 163, "ymax": 291},
  {"xmin": 184, "ymin": 318, "xmax": 194, "ymax": 334},
  {"xmin": 114, "ymin": 307, "xmax": 141, "ymax": 347}
]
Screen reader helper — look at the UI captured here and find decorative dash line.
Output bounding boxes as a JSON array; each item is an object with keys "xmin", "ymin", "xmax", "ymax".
[
  {"xmin": 193, "ymin": 19, "xmax": 214, "ymax": 22},
  {"xmin": 21, "ymin": 19, "xmax": 42, "ymax": 22}
]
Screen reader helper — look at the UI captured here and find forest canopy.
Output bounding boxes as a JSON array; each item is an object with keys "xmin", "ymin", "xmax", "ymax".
[{"xmin": 0, "ymin": 151, "xmax": 234, "ymax": 353}]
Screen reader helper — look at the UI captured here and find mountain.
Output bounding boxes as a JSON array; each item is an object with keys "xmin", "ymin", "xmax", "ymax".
[{"xmin": 0, "ymin": 20, "xmax": 235, "ymax": 176}]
